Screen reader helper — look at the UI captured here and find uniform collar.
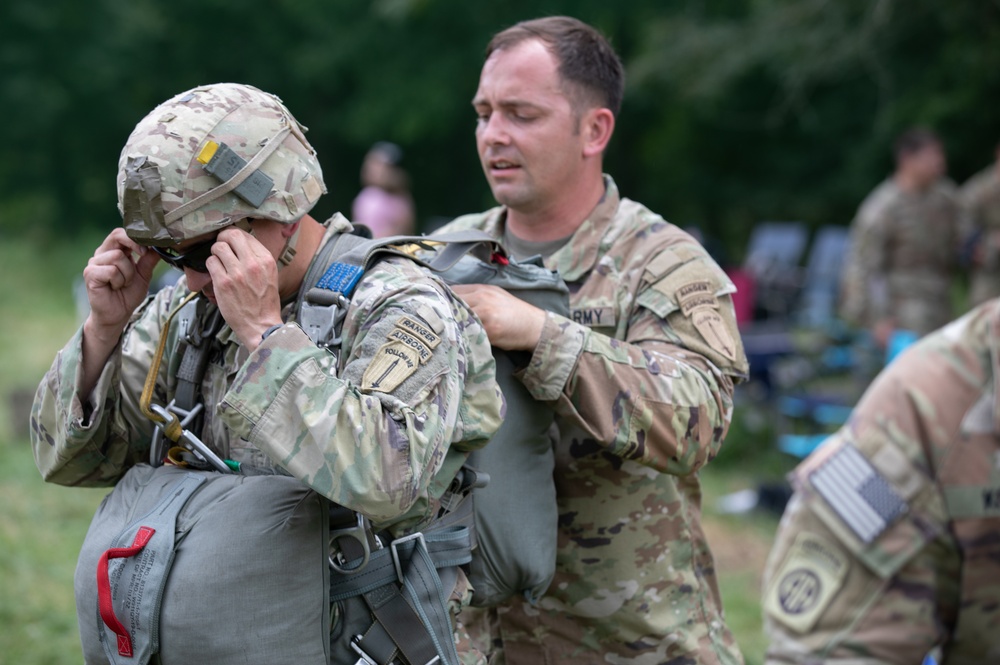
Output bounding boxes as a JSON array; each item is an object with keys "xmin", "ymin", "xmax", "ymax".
[{"xmin": 483, "ymin": 175, "xmax": 622, "ymax": 282}]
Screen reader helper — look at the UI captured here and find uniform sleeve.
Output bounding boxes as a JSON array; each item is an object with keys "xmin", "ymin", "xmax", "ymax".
[
  {"xmin": 217, "ymin": 270, "xmax": 502, "ymax": 529},
  {"xmin": 762, "ymin": 435, "xmax": 957, "ymax": 664},
  {"xmin": 840, "ymin": 206, "xmax": 892, "ymax": 327},
  {"xmin": 959, "ymin": 178, "xmax": 998, "ymax": 271},
  {"xmin": 518, "ymin": 249, "xmax": 746, "ymax": 476},
  {"xmin": 30, "ymin": 292, "xmax": 176, "ymax": 486}
]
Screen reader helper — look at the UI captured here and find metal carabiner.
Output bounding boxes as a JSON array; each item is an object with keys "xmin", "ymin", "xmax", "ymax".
[{"xmin": 149, "ymin": 403, "xmax": 231, "ymax": 474}]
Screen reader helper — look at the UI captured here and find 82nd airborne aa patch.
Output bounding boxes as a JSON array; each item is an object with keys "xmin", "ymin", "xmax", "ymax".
[{"xmin": 764, "ymin": 532, "xmax": 849, "ymax": 633}]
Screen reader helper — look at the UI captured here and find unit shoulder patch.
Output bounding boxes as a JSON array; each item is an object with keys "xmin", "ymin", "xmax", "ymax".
[
  {"xmin": 361, "ymin": 342, "xmax": 420, "ymax": 392},
  {"xmin": 764, "ymin": 531, "xmax": 850, "ymax": 633},
  {"xmin": 676, "ymin": 280, "xmax": 737, "ymax": 361}
]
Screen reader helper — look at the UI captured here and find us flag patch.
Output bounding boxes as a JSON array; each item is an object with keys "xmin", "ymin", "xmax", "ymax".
[{"xmin": 809, "ymin": 445, "xmax": 907, "ymax": 544}]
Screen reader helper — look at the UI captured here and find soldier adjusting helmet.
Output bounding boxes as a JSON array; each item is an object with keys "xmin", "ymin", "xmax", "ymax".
[{"xmin": 117, "ymin": 83, "xmax": 326, "ymax": 247}]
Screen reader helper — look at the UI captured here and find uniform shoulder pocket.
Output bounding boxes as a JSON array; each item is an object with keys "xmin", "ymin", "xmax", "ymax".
[{"xmin": 635, "ymin": 248, "xmax": 742, "ymax": 370}]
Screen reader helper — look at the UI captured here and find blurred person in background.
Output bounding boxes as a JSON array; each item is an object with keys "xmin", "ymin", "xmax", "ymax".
[
  {"xmin": 839, "ymin": 128, "xmax": 963, "ymax": 349},
  {"xmin": 960, "ymin": 142, "xmax": 1000, "ymax": 307},
  {"xmin": 351, "ymin": 140, "xmax": 416, "ymax": 237}
]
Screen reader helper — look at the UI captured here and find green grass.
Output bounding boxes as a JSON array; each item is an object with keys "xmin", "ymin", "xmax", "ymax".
[{"xmin": 0, "ymin": 234, "xmax": 789, "ymax": 664}]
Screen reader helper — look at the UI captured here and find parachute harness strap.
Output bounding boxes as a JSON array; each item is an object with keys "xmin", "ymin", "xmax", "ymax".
[{"xmin": 140, "ymin": 290, "xmax": 199, "ymax": 442}]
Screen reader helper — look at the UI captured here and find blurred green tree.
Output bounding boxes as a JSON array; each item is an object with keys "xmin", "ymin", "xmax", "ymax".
[{"xmin": 0, "ymin": 0, "xmax": 996, "ymax": 262}]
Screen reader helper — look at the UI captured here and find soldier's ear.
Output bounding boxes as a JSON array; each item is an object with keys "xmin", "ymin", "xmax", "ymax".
[{"xmin": 581, "ymin": 107, "xmax": 614, "ymax": 158}]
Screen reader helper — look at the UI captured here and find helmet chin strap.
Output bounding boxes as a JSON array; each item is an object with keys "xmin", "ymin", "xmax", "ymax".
[{"xmin": 276, "ymin": 222, "xmax": 301, "ymax": 269}]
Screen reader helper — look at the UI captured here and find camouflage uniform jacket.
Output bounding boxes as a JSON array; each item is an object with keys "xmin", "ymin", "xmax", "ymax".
[
  {"xmin": 438, "ymin": 177, "xmax": 749, "ymax": 664},
  {"xmin": 31, "ymin": 216, "xmax": 503, "ymax": 535},
  {"xmin": 763, "ymin": 298, "xmax": 1000, "ymax": 664},
  {"xmin": 960, "ymin": 165, "xmax": 1000, "ymax": 306},
  {"xmin": 839, "ymin": 178, "xmax": 962, "ymax": 336}
]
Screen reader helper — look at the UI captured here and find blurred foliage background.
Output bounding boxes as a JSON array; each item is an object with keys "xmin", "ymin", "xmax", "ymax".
[
  {"xmin": 2, "ymin": 0, "xmax": 999, "ymax": 257},
  {"xmin": 1, "ymin": 1, "xmax": 999, "ymax": 662}
]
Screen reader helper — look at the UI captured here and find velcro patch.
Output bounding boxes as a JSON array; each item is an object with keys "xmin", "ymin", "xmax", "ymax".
[
  {"xmin": 810, "ymin": 445, "xmax": 908, "ymax": 544},
  {"xmin": 691, "ymin": 308, "xmax": 737, "ymax": 361},
  {"xmin": 388, "ymin": 329, "xmax": 432, "ymax": 363},
  {"xmin": 765, "ymin": 532, "xmax": 849, "ymax": 633},
  {"xmin": 302, "ymin": 173, "xmax": 323, "ymax": 204},
  {"xmin": 674, "ymin": 280, "xmax": 738, "ymax": 361},
  {"xmin": 362, "ymin": 342, "xmax": 420, "ymax": 392},
  {"xmin": 396, "ymin": 315, "xmax": 441, "ymax": 350}
]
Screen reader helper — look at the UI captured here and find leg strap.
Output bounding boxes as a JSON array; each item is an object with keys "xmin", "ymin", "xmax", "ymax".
[{"xmin": 332, "ymin": 527, "xmax": 471, "ymax": 665}]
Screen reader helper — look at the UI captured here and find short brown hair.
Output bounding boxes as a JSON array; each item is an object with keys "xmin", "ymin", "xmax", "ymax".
[{"xmin": 486, "ymin": 16, "xmax": 625, "ymax": 117}]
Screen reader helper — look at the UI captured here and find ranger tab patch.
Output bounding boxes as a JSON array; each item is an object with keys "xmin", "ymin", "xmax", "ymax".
[{"xmin": 396, "ymin": 316, "xmax": 441, "ymax": 349}]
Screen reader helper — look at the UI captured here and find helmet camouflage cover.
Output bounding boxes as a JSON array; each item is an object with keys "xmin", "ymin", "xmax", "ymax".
[{"xmin": 117, "ymin": 83, "xmax": 326, "ymax": 247}]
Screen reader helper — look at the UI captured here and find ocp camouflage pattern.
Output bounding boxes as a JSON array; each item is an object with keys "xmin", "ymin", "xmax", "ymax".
[
  {"xmin": 31, "ymin": 215, "xmax": 503, "ymax": 536},
  {"xmin": 961, "ymin": 165, "xmax": 1000, "ymax": 306},
  {"xmin": 440, "ymin": 176, "xmax": 749, "ymax": 665},
  {"xmin": 763, "ymin": 297, "xmax": 1000, "ymax": 664},
  {"xmin": 839, "ymin": 178, "xmax": 962, "ymax": 336},
  {"xmin": 116, "ymin": 82, "xmax": 326, "ymax": 245}
]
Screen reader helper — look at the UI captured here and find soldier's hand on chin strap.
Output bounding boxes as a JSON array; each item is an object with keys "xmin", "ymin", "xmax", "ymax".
[
  {"xmin": 83, "ymin": 228, "xmax": 162, "ymax": 341},
  {"xmin": 207, "ymin": 225, "xmax": 283, "ymax": 351}
]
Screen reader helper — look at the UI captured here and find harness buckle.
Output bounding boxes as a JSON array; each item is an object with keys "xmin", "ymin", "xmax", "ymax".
[
  {"xmin": 390, "ymin": 532, "xmax": 426, "ymax": 585},
  {"xmin": 299, "ymin": 299, "xmax": 349, "ymax": 348}
]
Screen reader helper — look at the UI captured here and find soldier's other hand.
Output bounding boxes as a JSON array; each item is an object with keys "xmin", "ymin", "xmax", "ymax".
[
  {"xmin": 82, "ymin": 227, "xmax": 160, "ymax": 341},
  {"xmin": 206, "ymin": 225, "xmax": 282, "ymax": 350},
  {"xmin": 451, "ymin": 284, "xmax": 544, "ymax": 351}
]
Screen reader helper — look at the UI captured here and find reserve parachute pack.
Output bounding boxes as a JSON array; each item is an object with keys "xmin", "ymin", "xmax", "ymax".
[{"xmin": 74, "ymin": 220, "xmax": 566, "ymax": 665}]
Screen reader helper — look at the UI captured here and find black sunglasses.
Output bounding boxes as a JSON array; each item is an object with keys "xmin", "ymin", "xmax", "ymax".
[{"xmin": 152, "ymin": 220, "xmax": 252, "ymax": 273}]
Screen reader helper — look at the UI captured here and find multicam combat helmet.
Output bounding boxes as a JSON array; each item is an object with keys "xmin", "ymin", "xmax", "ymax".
[{"xmin": 117, "ymin": 83, "xmax": 326, "ymax": 247}]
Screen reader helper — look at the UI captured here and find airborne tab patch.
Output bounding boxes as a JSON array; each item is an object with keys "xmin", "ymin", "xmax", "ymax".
[
  {"xmin": 388, "ymin": 329, "xmax": 432, "ymax": 364},
  {"xmin": 362, "ymin": 342, "xmax": 420, "ymax": 393}
]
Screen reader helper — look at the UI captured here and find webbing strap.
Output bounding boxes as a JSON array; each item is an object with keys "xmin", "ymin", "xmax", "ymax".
[
  {"xmin": 174, "ymin": 307, "xmax": 224, "ymax": 412},
  {"xmin": 329, "ymin": 526, "xmax": 472, "ymax": 602},
  {"xmin": 392, "ymin": 534, "xmax": 461, "ymax": 665},
  {"xmin": 140, "ymin": 291, "xmax": 199, "ymax": 441},
  {"xmin": 345, "ymin": 530, "xmax": 469, "ymax": 665},
  {"xmin": 362, "ymin": 581, "xmax": 440, "ymax": 665}
]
